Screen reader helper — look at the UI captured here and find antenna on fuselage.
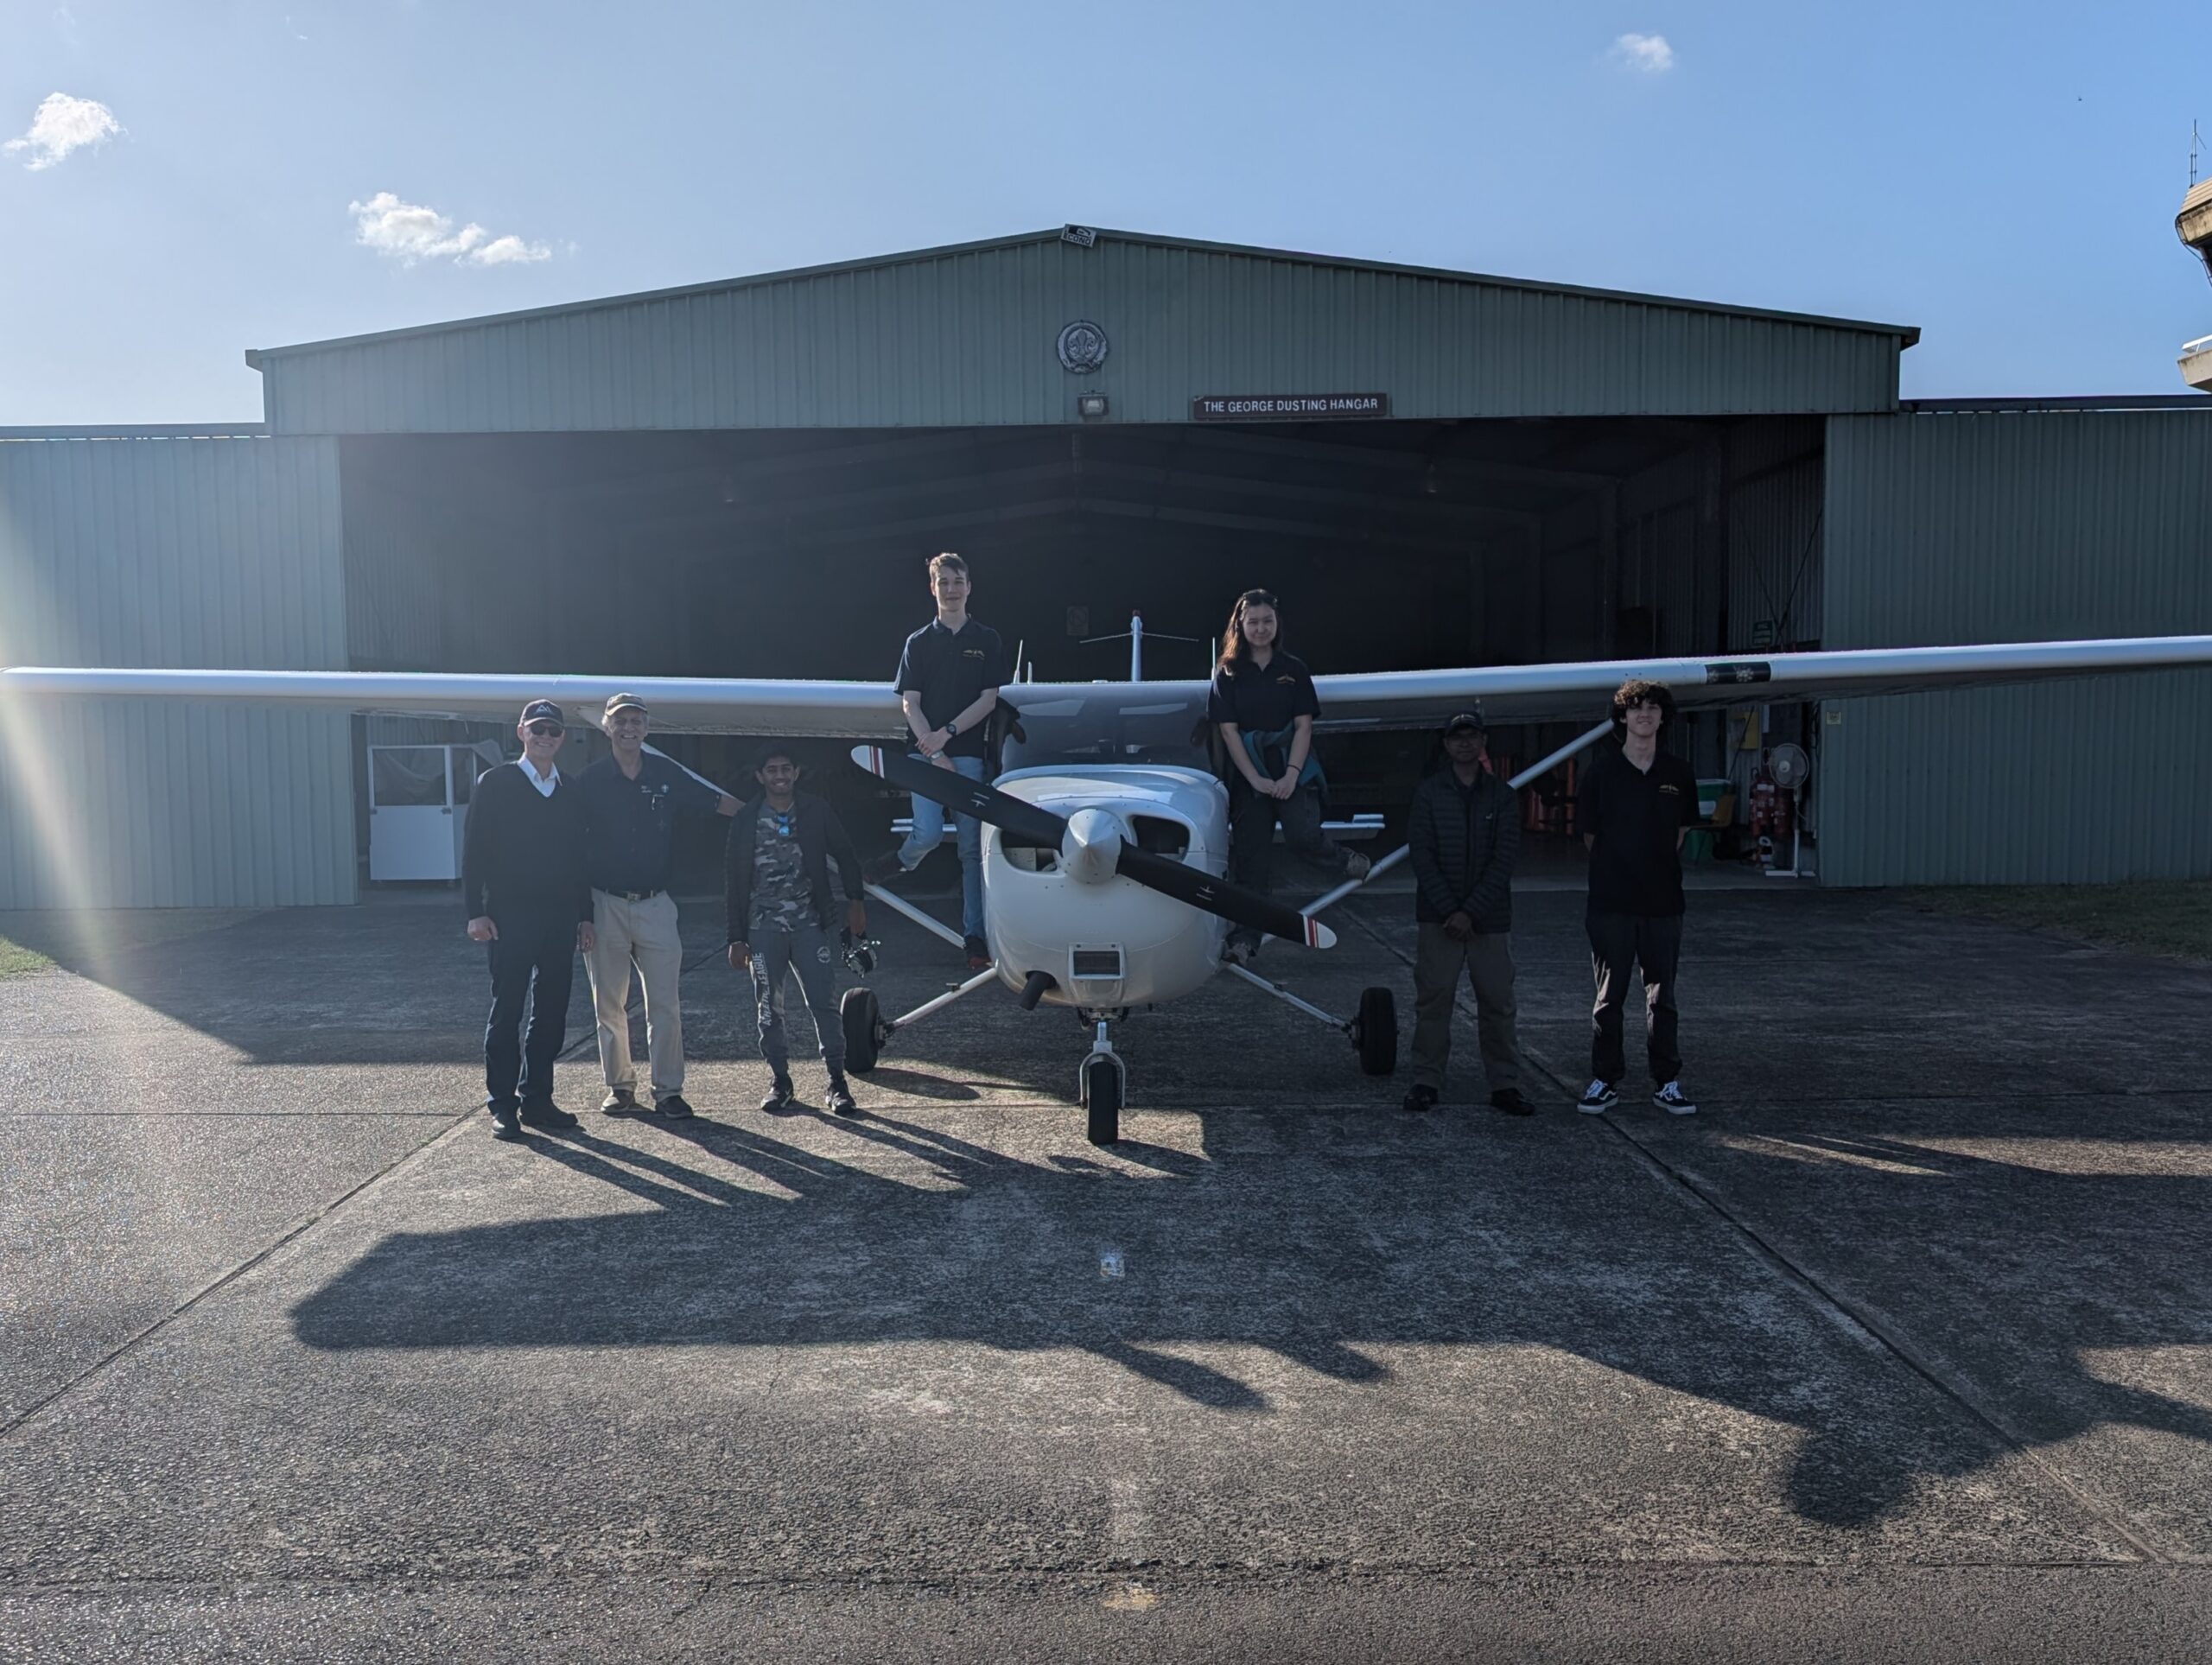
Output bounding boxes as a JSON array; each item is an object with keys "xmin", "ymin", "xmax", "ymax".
[{"xmin": 1079, "ymin": 610, "xmax": 1207, "ymax": 682}]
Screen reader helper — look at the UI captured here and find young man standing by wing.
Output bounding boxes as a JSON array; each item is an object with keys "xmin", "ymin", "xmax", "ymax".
[{"xmin": 1575, "ymin": 679, "xmax": 1699, "ymax": 1116}]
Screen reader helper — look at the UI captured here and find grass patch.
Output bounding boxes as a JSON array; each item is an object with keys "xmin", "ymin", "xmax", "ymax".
[
  {"xmin": 1899, "ymin": 880, "xmax": 2212, "ymax": 963},
  {"xmin": 0, "ymin": 935, "xmax": 55, "ymax": 976}
]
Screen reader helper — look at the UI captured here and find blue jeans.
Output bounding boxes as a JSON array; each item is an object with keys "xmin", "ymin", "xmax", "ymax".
[{"xmin": 897, "ymin": 752, "xmax": 986, "ymax": 940}]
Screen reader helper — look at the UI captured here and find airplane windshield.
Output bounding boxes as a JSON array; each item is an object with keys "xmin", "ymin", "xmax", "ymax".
[{"xmin": 1001, "ymin": 690, "xmax": 1214, "ymax": 772}]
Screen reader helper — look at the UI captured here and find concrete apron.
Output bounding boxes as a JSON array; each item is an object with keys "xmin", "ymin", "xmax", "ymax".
[{"xmin": 0, "ymin": 884, "xmax": 2209, "ymax": 1633}]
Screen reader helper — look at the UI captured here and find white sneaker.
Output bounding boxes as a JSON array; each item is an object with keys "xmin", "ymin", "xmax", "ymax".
[
  {"xmin": 1344, "ymin": 849, "xmax": 1373, "ymax": 882},
  {"xmin": 1577, "ymin": 1079, "xmax": 1618, "ymax": 1114},
  {"xmin": 1652, "ymin": 1081, "xmax": 1698, "ymax": 1115}
]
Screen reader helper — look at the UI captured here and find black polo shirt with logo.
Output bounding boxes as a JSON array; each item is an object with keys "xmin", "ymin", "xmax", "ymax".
[
  {"xmin": 895, "ymin": 616, "xmax": 1007, "ymax": 760},
  {"xmin": 580, "ymin": 752, "xmax": 725, "ymax": 895},
  {"xmin": 1207, "ymin": 651, "xmax": 1322, "ymax": 739},
  {"xmin": 1576, "ymin": 742, "xmax": 1697, "ymax": 917}
]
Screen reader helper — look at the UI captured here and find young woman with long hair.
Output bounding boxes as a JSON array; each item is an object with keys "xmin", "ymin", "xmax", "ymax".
[{"xmin": 1207, "ymin": 589, "xmax": 1369, "ymax": 963}]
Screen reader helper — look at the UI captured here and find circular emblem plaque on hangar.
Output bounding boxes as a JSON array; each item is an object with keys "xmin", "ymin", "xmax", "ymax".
[{"xmin": 1056, "ymin": 320, "xmax": 1109, "ymax": 374}]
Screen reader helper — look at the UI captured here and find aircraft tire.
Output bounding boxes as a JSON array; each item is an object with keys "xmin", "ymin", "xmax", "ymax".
[
  {"xmin": 1084, "ymin": 1059, "xmax": 1122, "ymax": 1146},
  {"xmin": 1353, "ymin": 986, "xmax": 1398, "ymax": 1077},
  {"xmin": 842, "ymin": 987, "xmax": 883, "ymax": 1074}
]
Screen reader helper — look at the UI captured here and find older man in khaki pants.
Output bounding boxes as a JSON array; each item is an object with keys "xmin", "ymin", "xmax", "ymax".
[{"xmin": 578, "ymin": 693, "xmax": 737, "ymax": 1117}]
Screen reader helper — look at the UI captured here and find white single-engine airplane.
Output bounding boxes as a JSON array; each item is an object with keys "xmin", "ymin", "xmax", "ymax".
[{"xmin": 7, "ymin": 624, "xmax": 2211, "ymax": 1143}]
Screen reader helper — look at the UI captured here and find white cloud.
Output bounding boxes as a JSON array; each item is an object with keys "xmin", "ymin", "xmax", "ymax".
[
  {"xmin": 463, "ymin": 232, "xmax": 551, "ymax": 267},
  {"xmin": 4, "ymin": 92, "xmax": 122, "ymax": 170},
  {"xmin": 1611, "ymin": 33, "xmax": 1675, "ymax": 73},
  {"xmin": 348, "ymin": 191, "xmax": 552, "ymax": 269}
]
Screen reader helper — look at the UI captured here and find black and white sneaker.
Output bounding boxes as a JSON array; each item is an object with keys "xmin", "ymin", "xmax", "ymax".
[
  {"xmin": 1652, "ymin": 1081, "xmax": 1699, "ymax": 1115},
  {"xmin": 601, "ymin": 1089, "xmax": 639, "ymax": 1115},
  {"xmin": 825, "ymin": 1075, "xmax": 859, "ymax": 1116},
  {"xmin": 759, "ymin": 1076, "xmax": 795, "ymax": 1114},
  {"xmin": 487, "ymin": 1103, "xmax": 523, "ymax": 1141},
  {"xmin": 1401, "ymin": 1084, "xmax": 1440, "ymax": 1114},
  {"xmin": 861, "ymin": 849, "xmax": 906, "ymax": 887},
  {"xmin": 1576, "ymin": 1079, "xmax": 1618, "ymax": 1115},
  {"xmin": 1344, "ymin": 849, "xmax": 1372, "ymax": 883},
  {"xmin": 654, "ymin": 1093, "xmax": 696, "ymax": 1121}
]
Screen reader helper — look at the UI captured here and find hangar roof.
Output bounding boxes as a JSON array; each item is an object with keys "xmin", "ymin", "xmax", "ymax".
[{"xmin": 249, "ymin": 227, "xmax": 1916, "ymax": 435}]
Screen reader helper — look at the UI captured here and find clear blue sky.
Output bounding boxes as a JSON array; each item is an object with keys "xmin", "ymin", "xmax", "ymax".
[{"xmin": 3, "ymin": 0, "xmax": 2205, "ymax": 423}]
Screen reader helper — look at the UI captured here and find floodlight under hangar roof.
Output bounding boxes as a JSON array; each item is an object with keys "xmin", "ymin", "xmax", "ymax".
[{"xmin": 2177, "ymin": 178, "xmax": 2212, "ymax": 392}]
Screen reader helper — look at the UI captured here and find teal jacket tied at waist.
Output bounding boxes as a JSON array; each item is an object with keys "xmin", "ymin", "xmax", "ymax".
[{"xmin": 1240, "ymin": 724, "xmax": 1325, "ymax": 793}]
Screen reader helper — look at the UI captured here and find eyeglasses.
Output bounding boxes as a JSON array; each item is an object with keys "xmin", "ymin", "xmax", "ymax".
[{"xmin": 526, "ymin": 722, "xmax": 565, "ymax": 737}]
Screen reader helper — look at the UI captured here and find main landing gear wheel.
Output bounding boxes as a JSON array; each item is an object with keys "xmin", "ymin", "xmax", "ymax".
[
  {"xmin": 1351, "ymin": 986, "xmax": 1398, "ymax": 1077},
  {"xmin": 841, "ymin": 986, "xmax": 887, "ymax": 1075}
]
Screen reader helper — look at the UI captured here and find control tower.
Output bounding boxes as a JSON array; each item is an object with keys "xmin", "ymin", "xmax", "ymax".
[{"xmin": 2180, "ymin": 176, "xmax": 2212, "ymax": 391}]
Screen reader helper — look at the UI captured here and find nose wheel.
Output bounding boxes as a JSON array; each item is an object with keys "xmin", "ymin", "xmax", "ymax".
[{"xmin": 1077, "ymin": 1017, "xmax": 1126, "ymax": 1146}]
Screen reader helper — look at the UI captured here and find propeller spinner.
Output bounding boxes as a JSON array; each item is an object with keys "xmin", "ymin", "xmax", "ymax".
[{"xmin": 851, "ymin": 747, "xmax": 1335, "ymax": 950}]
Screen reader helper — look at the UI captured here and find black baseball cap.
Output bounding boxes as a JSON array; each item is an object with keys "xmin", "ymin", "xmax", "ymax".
[
  {"xmin": 519, "ymin": 699, "xmax": 563, "ymax": 728},
  {"xmin": 1441, "ymin": 709, "xmax": 1487, "ymax": 735}
]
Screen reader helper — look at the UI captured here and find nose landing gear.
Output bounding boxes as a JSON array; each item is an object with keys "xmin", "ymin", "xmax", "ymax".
[{"xmin": 1077, "ymin": 1014, "xmax": 1128, "ymax": 1147}]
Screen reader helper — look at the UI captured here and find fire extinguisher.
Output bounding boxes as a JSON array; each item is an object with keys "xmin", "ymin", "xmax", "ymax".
[{"xmin": 1750, "ymin": 773, "xmax": 1778, "ymax": 867}]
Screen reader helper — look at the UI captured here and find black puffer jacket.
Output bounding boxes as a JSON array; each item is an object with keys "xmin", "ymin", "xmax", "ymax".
[{"xmin": 1408, "ymin": 766, "xmax": 1520, "ymax": 931}]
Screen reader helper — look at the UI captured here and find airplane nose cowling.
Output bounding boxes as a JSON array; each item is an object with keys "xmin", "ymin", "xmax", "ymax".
[{"xmin": 1061, "ymin": 807, "xmax": 1125, "ymax": 885}]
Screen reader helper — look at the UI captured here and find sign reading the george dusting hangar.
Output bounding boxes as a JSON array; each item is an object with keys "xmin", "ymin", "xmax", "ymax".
[{"xmin": 1190, "ymin": 393, "xmax": 1391, "ymax": 422}]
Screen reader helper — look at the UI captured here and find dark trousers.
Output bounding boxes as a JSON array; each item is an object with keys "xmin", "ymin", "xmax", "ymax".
[
  {"xmin": 1587, "ymin": 911, "xmax": 1683, "ymax": 1087},
  {"xmin": 1228, "ymin": 781, "xmax": 1349, "ymax": 941},
  {"xmin": 1412, "ymin": 923, "xmax": 1521, "ymax": 1092},
  {"xmin": 484, "ymin": 909, "xmax": 577, "ymax": 1109}
]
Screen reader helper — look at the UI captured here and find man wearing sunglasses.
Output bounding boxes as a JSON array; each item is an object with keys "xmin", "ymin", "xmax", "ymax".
[
  {"xmin": 463, "ymin": 700, "xmax": 596, "ymax": 1141},
  {"xmin": 579, "ymin": 693, "xmax": 739, "ymax": 1120}
]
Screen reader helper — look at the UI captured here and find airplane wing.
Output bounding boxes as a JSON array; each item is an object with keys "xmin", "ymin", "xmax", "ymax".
[
  {"xmin": 5, "ymin": 634, "xmax": 2211, "ymax": 736},
  {"xmin": 0, "ymin": 668, "xmax": 904, "ymax": 737}
]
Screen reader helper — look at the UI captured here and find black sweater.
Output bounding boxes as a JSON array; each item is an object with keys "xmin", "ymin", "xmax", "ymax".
[
  {"xmin": 461, "ymin": 763, "xmax": 593, "ymax": 925},
  {"xmin": 1407, "ymin": 766, "xmax": 1520, "ymax": 931}
]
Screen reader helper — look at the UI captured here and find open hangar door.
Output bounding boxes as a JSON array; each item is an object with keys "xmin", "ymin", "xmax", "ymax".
[{"xmin": 337, "ymin": 415, "xmax": 1826, "ymax": 881}]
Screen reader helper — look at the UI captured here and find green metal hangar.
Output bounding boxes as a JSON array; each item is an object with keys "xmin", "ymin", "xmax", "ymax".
[{"xmin": 3, "ymin": 226, "xmax": 2209, "ymax": 910}]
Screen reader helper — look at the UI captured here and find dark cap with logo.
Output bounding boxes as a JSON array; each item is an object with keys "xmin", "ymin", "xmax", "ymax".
[
  {"xmin": 1441, "ymin": 709, "xmax": 1487, "ymax": 735},
  {"xmin": 603, "ymin": 692, "xmax": 648, "ymax": 718},
  {"xmin": 519, "ymin": 699, "xmax": 564, "ymax": 728}
]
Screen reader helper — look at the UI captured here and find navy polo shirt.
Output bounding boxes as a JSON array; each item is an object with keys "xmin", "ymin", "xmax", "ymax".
[
  {"xmin": 580, "ymin": 753, "xmax": 724, "ymax": 894},
  {"xmin": 895, "ymin": 616, "xmax": 1007, "ymax": 759}
]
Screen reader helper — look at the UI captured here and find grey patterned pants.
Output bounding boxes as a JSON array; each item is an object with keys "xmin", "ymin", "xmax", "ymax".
[{"xmin": 749, "ymin": 922, "xmax": 844, "ymax": 1076}]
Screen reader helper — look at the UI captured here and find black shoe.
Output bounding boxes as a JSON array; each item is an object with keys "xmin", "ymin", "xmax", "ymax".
[
  {"xmin": 518, "ymin": 1099, "xmax": 578, "ymax": 1130},
  {"xmin": 1222, "ymin": 931, "xmax": 1261, "ymax": 967},
  {"xmin": 826, "ymin": 1075, "xmax": 859, "ymax": 1116},
  {"xmin": 487, "ymin": 1103, "xmax": 523, "ymax": 1141},
  {"xmin": 1490, "ymin": 1087, "xmax": 1535, "ymax": 1116},
  {"xmin": 963, "ymin": 935, "xmax": 991, "ymax": 972},
  {"xmin": 654, "ymin": 1093, "xmax": 696, "ymax": 1121},
  {"xmin": 759, "ymin": 1076, "xmax": 795, "ymax": 1114},
  {"xmin": 1402, "ymin": 1084, "xmax": 1440, "ymax": 1114},
  {"xmin": 862, "ymin": 849, "xmax": 906, "ymax": 887},
  {"xmin": 601, "ymin": 1089, "xmax": 639, "ymax": 1115}
]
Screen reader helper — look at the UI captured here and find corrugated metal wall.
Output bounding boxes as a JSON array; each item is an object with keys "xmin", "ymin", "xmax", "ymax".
[
  {"xmin": 1821, "ymin": 408, "xmax": 2212, "ymax": 886},
  {"xmin": 258, "ymin": 233, "xmax": 1906, "ymax": 434},
  {"xmin": 0, "ymin": 434, "xmax": 356, "ymax": 907}
]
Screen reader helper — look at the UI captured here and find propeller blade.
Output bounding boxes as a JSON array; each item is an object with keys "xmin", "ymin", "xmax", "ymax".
[
  {"xmin": 849, "ymin": 745, "xmax": 1068, "ymax": 848},
  {"xmin": 1114, "ymin": 846, "xmax": 1337, "ymax": 950}
]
